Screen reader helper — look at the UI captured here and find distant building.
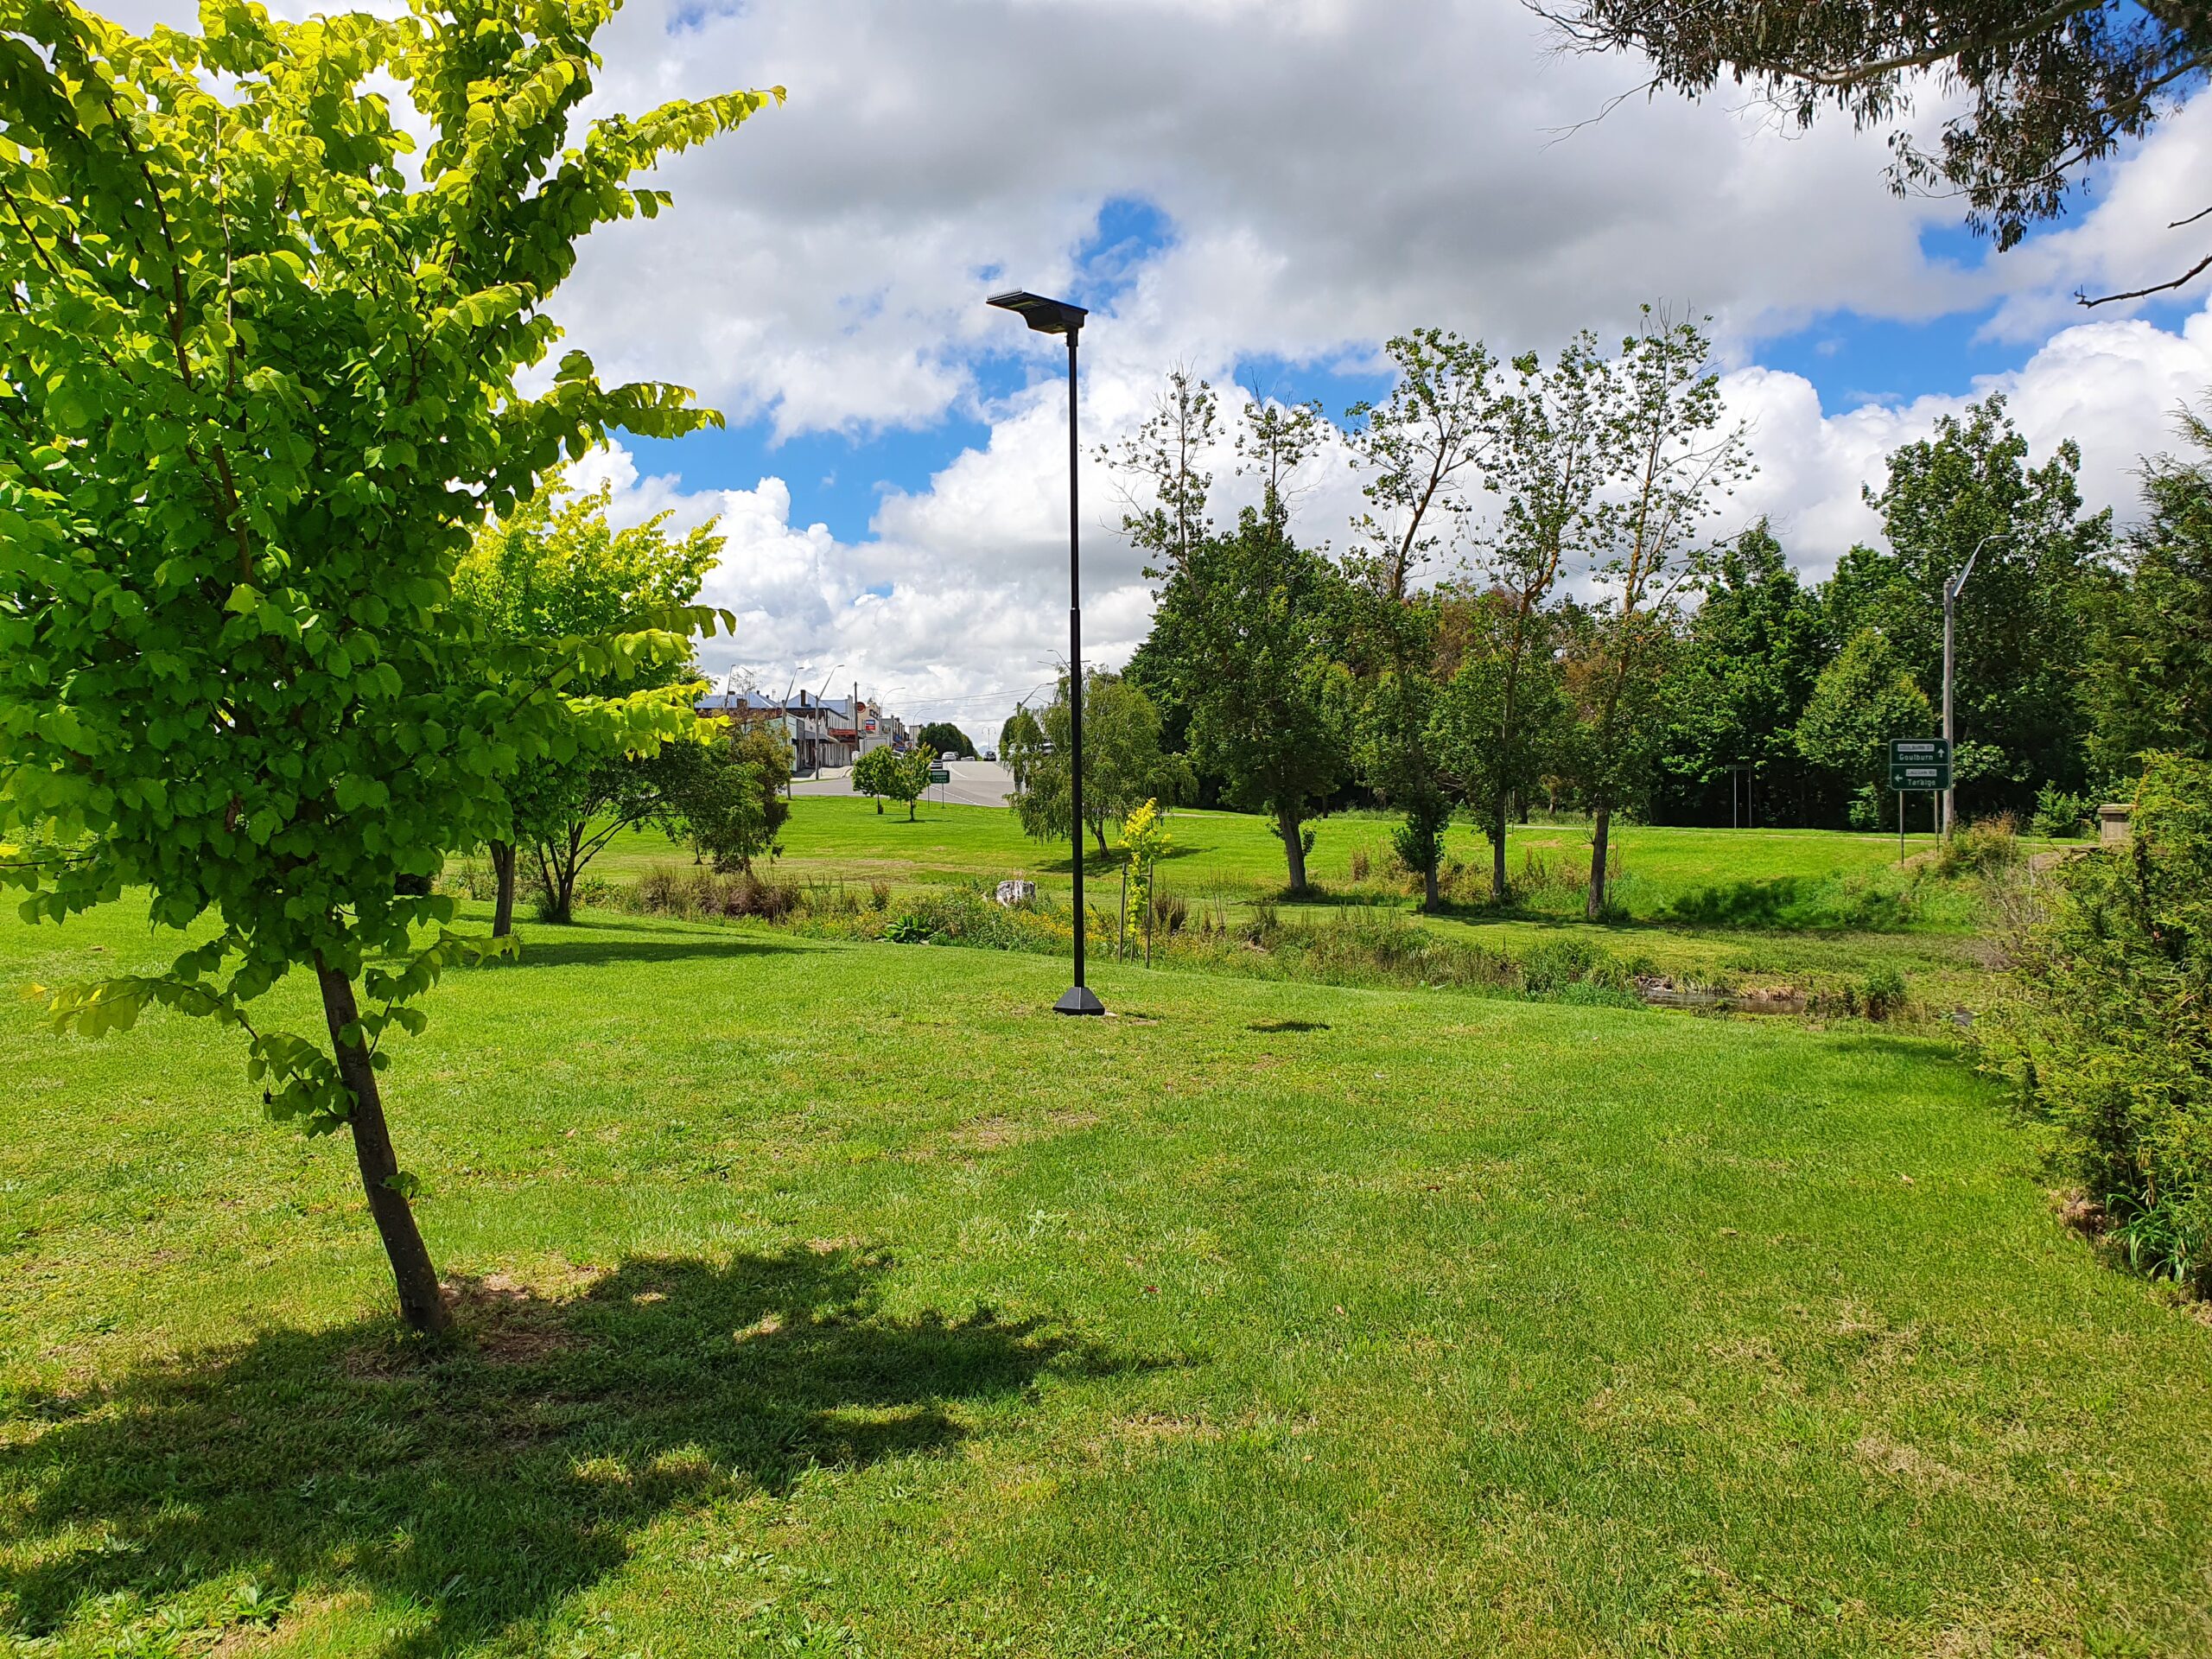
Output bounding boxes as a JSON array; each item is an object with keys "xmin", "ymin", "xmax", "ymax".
[{"xmin": 696, "ymin": 673, "xmax": 909, "ymax": 772}]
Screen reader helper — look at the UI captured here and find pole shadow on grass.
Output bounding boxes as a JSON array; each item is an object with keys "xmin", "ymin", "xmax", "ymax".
[{"xmin": 0, "ymin": 1249, "xmax": 1128, "ymax": 1656}]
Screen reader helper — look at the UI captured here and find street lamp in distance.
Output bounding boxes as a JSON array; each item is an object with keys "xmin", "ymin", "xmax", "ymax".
[{"xmin": 988, "ymin": 289, "xmax": 1102, "ymax": 1016}]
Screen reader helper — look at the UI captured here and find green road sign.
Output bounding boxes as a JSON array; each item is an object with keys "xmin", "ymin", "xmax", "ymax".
[
  {"xmin": 1889, "ymin": 737, "xmax": 1951, "ymax": 791},
  {"xmin": 928, "ymin": 767, "xmax": 951, "ymax": 785}
]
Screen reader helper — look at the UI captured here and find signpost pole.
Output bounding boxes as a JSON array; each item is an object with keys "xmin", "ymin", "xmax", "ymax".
[{"xmin": 1897, "ymin": 791, "xmax": 1904, "ymax": 861}]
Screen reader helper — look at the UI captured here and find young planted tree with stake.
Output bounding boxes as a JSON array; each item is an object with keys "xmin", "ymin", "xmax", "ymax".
[{"xmin": 0, "ymin": 0, "xmax": 774, "ymax": 1332}]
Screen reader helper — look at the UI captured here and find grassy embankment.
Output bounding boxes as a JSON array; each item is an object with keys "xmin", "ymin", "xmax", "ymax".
[{"xmin": 3, "ymin": 898, "xmax": 2207, "ymax": 1656}]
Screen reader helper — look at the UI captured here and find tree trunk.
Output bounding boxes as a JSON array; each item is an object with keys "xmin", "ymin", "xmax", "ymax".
[
  {"xmin": 1491, "ymin": 801, "xmax": 1510, "ymax": 903},
  {"xmin": 1279, "ymin": 809, "xmax": 1307, "ymax": 893},
  {"xmin": 1586, "ymin": 805, "xmax": 1612, "ymax": 920},
  {"xmin": 489, "ymin": 841, "xmax": 516, "ymax": 938},
  {"xmin": 1093, "ymin": 817, "xmax": 1110, "ymax": 856},
  {"xmin": 1422, "ymin": 856, "xmax": 1440, "ymax": 912},
  {"xmin": 875, "ymin": 798, "xmax": 883, "ymax": 814},
  {"xmin": 315, "ymin": 959, "xmax": 450, "ymax": 1335}
]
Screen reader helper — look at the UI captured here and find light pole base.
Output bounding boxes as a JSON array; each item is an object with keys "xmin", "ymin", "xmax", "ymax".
[{"xmin": 1054, "ymin": 985, "xmax": 1106, "ymax": 1016}]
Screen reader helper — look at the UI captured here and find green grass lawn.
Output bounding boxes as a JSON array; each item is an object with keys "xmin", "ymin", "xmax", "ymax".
[
  {"xmin": 577, "ymin": 799, "xmax": 2008, "ymax": 1010},
  {"xmin": 592, "ymin": 798, "xmax": 1971, "ymax": 925},
  {"xmin": 3, "ymin": 901, "xmax": 2207, "ymax": 1656}
]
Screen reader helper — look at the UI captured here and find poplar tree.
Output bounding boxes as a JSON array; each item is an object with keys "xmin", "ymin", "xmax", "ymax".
[{"xmin": 1344, "ymin": 329, "xmax": 1497, "ymax": 911}]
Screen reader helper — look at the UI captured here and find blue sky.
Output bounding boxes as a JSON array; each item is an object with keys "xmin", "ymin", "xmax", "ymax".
[
  {"xmin": 549, "ymin": 0, "xmax": 2212, "ymax": 728},
  {"xmin": 617, "ymin": 198, "xmax": 2190, "ymax": 547}
]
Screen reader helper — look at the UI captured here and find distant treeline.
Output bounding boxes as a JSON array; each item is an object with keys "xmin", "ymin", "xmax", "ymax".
[{"xmin": 1061, "ymin": 318, "xmax": 2206, "ymax": 911}]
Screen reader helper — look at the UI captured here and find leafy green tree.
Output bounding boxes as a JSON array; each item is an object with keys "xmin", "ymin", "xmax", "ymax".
[
  {"xmin": 1795, "ymin": 628, "xmax": 1937, "ymax": 828},
  {"xmin": 999, "ymin": 706, "xmax": 1046, "ymax": 796},
  {"xmin": 0, "ymin": 0, "xmax": 772, "ymax": 1332},
  {"xmin": 1831, "ymin": 395, "xmax": 2112, "ymax": 816},
  {"xmin": 518, "ymin": 745, "xmax": 697, "ymax": 923},
  {"xmin": 453, "ymin": 474, "xmax": 725, "ymax": 931},
  {"xmin": 1147, "ymin": 512, "xmax": 1354, "ymax": 892},
  {"xmin": 2089, "ymin": 406, "xmax": 2212, "ymax": 779},
  {"xmin": 1429, "ymin": 589, "xmax": 1573, "ymax": 893},
  {"xmin": 1013, "ymin": 671, "xmax": 1192, "ymax": 855},
  {"xmin": 915, "ymin": 722, "xmax": 976, "ymax": 760},
  {"xmin": 1355, "ymin": 631, "xmax": 1453, "ymax": 911},
  {"xmin": 854, "ymin": 745, "xmax": 932, "ymax": 821},
  {"xmin": 678, "ymin": 723, "xmax": 792, "ymax": 874},
  {"xmin": 1109, "ymin": 374, "xmax": 1221, "ymax": 789},
  {"xmin": 1100, "ymin": 368, "xmax": 1218, "ymax": 580},
  {"xmin": 1545, "ymin": 0, "xmax": 2212, "ymax": 303},
  {"xmin": 1439, "ymin": 331, "xmax": 1612, "ymax": 899},
  {"xmin": 852, "ymin": 744, "xmax": 902, "ymax": 815},
  {"xmin": 1568, "ymin": 312, "xmax": 1751, "ymax": 918},
  {"xmin": 1652, "ymin": 521, "xmax": 1838, "ymax": 826},
  {"xmin": 1343, "ymin": 329, "xmax": 1497, "ymax": 909}
]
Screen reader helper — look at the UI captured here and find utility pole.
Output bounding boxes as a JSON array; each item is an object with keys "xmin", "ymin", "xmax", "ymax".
[{"xmin": 1942, "ymin": 531, "xmax": 2000, "ymax": 840}]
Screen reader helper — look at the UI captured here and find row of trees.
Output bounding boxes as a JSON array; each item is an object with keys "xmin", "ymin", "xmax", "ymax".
[{"xmin": 1074, "ymin": 327, "xmax": 2195, "ymax": 916}]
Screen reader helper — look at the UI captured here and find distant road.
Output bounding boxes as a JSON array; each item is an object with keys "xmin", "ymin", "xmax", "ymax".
[{"xmin": 791, "ymin": 759, "xmax": 1015, "ymax": 810}]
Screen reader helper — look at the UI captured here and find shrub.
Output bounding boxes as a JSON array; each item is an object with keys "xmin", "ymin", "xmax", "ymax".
[
  {"xmin": 869, "ymin": 880, "xmax": 893, "ymax": 912},
  {"xmin": 1847, "ymin": 784, "xmax": 1884, "ymax": 832},
  {"xmin": 1518, "ymin": 937, "xmax": 1628, "ymax": 996},
  {"xmin": 1986, "ymin": 754, "xmax": 2212, "ymax": 1294},
  {"xmin": 1857, "ymin": 963, "xmax": 1908, "ymax": 1021},
  {"xmin": 438, "ymin": 858, "xmax": 500, "ymax": 903},
  {"xmin": 2031, "ymin": 785, "xmax": 2095, "ymax": 840},
  {"xmin": 1936, "ymin": 815, "xmax": 2021, "ymax": 877},
  {"xmin": 538, "ymin": 874, "xmax": 617, "ymax": 921},
  {"xmin": 881, "ymin": 886, "xmax": 1073, "ymax": 952},
  {"xmin": 1349, "ymin": 847, "xmax": 1372, "ymax": 883}
]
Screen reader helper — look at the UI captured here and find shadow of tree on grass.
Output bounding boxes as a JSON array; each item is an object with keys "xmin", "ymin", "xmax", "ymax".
[
  {"xmin": 0, "ymin": 1250, "xmax": 1121, "ymax": 1656},
  {"xmin": 499, "ymin": 933, "xmax": 808, "ymax": 970}
]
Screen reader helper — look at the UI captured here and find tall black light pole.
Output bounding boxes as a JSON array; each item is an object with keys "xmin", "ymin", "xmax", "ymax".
[{"xmin": 988, "ymin": 289, "xmax": 1103, "ymax": 1014}]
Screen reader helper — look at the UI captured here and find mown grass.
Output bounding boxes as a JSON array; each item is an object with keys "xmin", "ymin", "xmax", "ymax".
[
  {"xmin": 3, "ymin": 900, "xmax": 2208, "ymax": 1656},
  {"xmin": 575, "ymin": 798, "xmax": 2012, "ymax": 1013},
  {"xmin": 587, "ymin": 798, "xmax": 1954, "ymax": 925}
]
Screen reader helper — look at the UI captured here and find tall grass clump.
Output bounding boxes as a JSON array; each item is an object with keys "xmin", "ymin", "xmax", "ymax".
[
  {"xmin": 630, "ymin": 863, "xmax": 799, "ymax": 922},
  {"xmin": 1986, "ymin": 756, "xmax": 2212, "ymax": 1295},
  {"xmin": 1936, "ymin": 814, "xmax": 2021, "ymax": 879}
]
